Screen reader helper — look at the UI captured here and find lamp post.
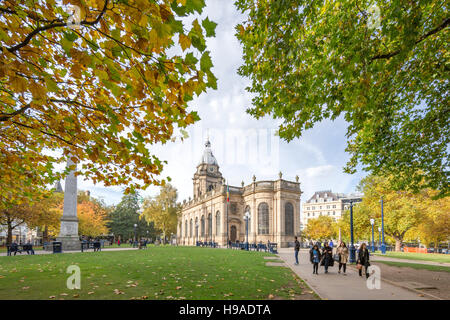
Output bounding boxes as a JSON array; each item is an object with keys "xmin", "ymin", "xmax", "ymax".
[
  {"xmin": 380, "ymin": 196, "xmax": 386, "ymax": 254},
  {"xmin": 370, "ymin": 218, "xmax": 375, "ymax": 252},
  {"xmin": 378, "ymin": 227, "xmax": 381, "ymax": 250},
  {"xmin": 244, "ymin": 211, "xmax": 250, "ymax": 251},
  {"xmin": 342, "ymin": 197, "xmax": 362, "ymax": 264},
  {"xmin": 133, "ymin": 223, "xmax": 137, "ymax": 247}
]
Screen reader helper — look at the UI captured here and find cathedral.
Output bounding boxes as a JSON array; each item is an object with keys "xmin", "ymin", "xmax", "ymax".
[{"xmin": 177, "ymin": 139, "xmax": 302, "ymax": 248}]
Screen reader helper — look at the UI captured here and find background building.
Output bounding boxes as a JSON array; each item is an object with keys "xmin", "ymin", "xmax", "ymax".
[
  {"xmin": 178, "ymin": 139, "xmax": 302, "ymax": 248},
  {"xmin": 300, "ymin": 190, "xmax": 363, "ymax": 230}
]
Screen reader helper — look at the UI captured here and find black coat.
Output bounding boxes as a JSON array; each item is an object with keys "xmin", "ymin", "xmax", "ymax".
[
  {"xmin": 358, "ymin": 248, "xmax": 370, "ymax": 266},
  {"xmin": 320, "ymin": 246, "xmax": 334, "ymax": 266}
]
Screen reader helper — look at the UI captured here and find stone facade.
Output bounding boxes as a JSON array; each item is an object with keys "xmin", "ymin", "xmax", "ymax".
[
  {"xmin": 177, "ymin": 140, "xmax": 302, "ymax": 248},
  {"xmin": 300, "ymin": 190, "xmax": 364, "ymax": 230}
]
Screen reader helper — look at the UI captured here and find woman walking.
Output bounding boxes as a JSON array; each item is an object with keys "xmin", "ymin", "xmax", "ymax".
[
  {"xmin": 320, "ymin": 241, "xmax": 333, "ymax": 273},
  {"xmin": 336, "ymin": 241, "xmax": 349, "ymax": 275},
  {"xmin": 357, "ymin": 243, "xmax": 370, "ymax": 278},
  {"xmin": 309, "ymin": 244, "xmax": 321, "ymax": 274}
]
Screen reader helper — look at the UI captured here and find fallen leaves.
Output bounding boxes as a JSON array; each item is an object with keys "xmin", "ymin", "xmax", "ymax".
[{"xmin": 114, "ymin": 289, "xmax": 124, "ymax": 295}]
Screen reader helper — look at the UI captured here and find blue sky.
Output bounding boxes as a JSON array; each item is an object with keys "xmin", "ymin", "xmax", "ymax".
[{"xmin": 75, "ymin": 0, "xmax": 367, "ymax": 206}]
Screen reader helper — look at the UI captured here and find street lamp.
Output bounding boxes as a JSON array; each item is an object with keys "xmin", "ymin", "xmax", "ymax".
[
  {"xmin": 370, "ymin": 218, "xmax": 375, "ymax": 252},
  {"xmin": 378, "ymin": 227, "xmax": 381, "ymax": 250},
  {"xmin": 133, "ymin": 223, "xmax": 137, "ymax": 247},
  {"xmin": 342, "ymin": 197, "xmax": 362, "ymax": 263},
  {"xmin": 380, "ymin": 197, "xmax": 386, "ymax": 254},
  {"xmin": 244, "ymin": 211, "xmax": 251, "ymax": 251}
]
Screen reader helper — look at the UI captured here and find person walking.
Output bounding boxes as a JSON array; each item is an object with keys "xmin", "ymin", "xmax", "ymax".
[
  {"xmin": 336, "ymin": 241, "xmax": 349, "ymax": 275},
  {"xmin": 309, "ymin": 244, "xmax": 321, "ymax": 274},
  {"xmin": 329, "ymin": 239, "xmax": 334, "ymax": 249},
  {"xmin": 357, "ymin": 243, "xmax": 371, "ymax": 278},
  {"xmin": 294, "ymin": 236, "xmax": 300, "ymax": 265},
  {"xmin": 320, "ymin": 241, "xmax": 333, "ymax": 273}
]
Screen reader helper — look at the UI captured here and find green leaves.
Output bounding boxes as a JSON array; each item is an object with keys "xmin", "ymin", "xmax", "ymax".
[
  {"xmin": 202, "ymin": 17, "xmax": 217, "ymax": 37},
  {"xmin": 235, "ymin": 0, "xmax": 450, "ymax": 197},
  {"xmin": 200, "ymin": 51, "xmax": 213, "ymax": 72}
]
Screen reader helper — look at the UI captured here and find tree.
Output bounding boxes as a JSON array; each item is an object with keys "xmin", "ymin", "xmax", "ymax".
[
  {"xmin": 141, "ymin": 183, "xmax": 179, "ymax": 243},
  {"xmin": 235, "ymin": 0, "xmax": 449, "ymax": 197},
  {"xmin": 406, "ymin": 189, "xmax": 450, "ymax": 248},
  {"xmin": 27, "ymin": 191, "xmax": 64, "ymax": 242},
  {"xmin": 303, "ymin": 215, "xmax": 336, "ymax": 241},
  {"xmin": 108, "ymin": 193, "xmax": 154, "ymax": 242},
  {"xmin": 0, "ymin": 180, "xmax": 53, "ymax": 244},
  {"xmin": 355, "ymin": 175, "xmax": 427, "ymax": 251},
  {"xmin": 77, "ymin": 197, "xmax": 109, "ymax": 237},
  {"xmin": 0, "ymin": 0, "xmax": 218, "ymax": 199}
]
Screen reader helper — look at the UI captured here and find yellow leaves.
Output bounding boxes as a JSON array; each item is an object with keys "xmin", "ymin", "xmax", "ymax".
[
  {"xmin": 29, "ymin": 81, "xmax": 47, "ymax": 100},
  {"xmin": 179, "ymin": 34, "xmax": 191, "ymax": 51},
  {"xmin": 177, "ymin": 0, "xmax": 187, "ymax": 5},
  {"xmin": 10, "ymin": 76, "xmax": 28, "ymax": 93}
]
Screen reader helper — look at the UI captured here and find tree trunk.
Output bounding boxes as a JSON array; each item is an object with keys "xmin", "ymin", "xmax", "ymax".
[
  {"xmin": 7, "ymin": 220, "xmax": 13, "ymax": 245},
  {"xmin": 395, "ymin": 238, "xmax": 402, "ymax": 252},
  {"xmin": 43, "ymin": 225, "xmax": 49, "ymax": 243}
]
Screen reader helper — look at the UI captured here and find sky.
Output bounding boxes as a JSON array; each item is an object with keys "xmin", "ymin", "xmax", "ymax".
[{"xmin": 74, "ymin": 0, "xmax": 367, "ymax": 206}]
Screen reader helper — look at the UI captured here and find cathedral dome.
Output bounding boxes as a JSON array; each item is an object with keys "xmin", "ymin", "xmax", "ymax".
[{"xmin": 199, "ymin": 139, "xmax": 218, "ymax": 166}]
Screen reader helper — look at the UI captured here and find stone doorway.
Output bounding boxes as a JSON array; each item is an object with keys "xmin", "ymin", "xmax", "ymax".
[{"xmin": 230, "ymin": 225, "xmax": 237, "ymax": 242}]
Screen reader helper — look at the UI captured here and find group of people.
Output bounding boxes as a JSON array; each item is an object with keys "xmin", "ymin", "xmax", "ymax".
[{"xmin": 294, "ymin": 237, "xmax": 371, "ymax": 278}]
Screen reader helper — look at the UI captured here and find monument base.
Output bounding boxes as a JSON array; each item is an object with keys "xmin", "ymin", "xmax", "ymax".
[{"xmin": 56, "ymin": 236, "xmax": 81, "ymax": 251}]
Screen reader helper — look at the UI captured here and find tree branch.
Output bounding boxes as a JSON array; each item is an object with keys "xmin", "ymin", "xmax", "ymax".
[
  {"xmin": 371, "ymin": 18, "xmax": 449, "ymax": 61},
  {"xmin": 0, "ymin": 104, "xmax": 31, "ymax": 122},
  {"xmin": 6, "ymin": 0, "xmax": 109, "ymax": 53}
]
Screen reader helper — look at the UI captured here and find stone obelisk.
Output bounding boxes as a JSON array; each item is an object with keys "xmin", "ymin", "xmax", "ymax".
[{"xmin": 57, "ymin": 157, "xmax": 81, "ymax": 251}]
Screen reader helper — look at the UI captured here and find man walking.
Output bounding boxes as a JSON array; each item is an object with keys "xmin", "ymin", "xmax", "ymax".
[{"xmin": 294, "ymin": 236, "xmax": 300, "ymax": 265}]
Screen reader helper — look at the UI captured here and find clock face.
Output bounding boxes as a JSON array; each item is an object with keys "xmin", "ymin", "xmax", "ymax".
[{"xmin": 209, "ymin": 167, "xmax": 214, "ymax": 172}]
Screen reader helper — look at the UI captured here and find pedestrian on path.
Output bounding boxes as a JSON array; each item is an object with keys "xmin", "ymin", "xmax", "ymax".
[
  {"xmin": 310, "ymin": 244, "xmax": 321, "ymax": 274},
  {"xmin": 336, "ymin": 241, "xmax": 349, "ymax": 275},
  {"xmin": 320, "ymin": 241, "xmax": 333, "ymax": 273},
  {"xmin": 329, "ymin": 239, "xmax": 334, "ymax": 249},
  {"xmin": 294, "ymin": 236, "xmax": 300, "ymax": 265},
  {"xmin": 357, "ymin": 243, "xmax": 370, "ymax": 279}
]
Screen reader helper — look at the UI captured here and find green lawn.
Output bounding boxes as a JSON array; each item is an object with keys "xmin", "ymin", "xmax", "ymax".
[
  {"xmin": 373, "ymin": 251, "xmax": 450, "ymax": 263},
  {"xmin": 375, "ymin": 261, "xmax": 450, "ymax": 273},
  {"xmin": 0, "ymin": 246, "xmax": 317, "ymax": 300}
]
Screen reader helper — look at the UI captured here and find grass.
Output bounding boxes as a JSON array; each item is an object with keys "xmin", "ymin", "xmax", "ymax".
[
  {"xmin": 373, "ymin": 251, "xmax": 450, "ymax": 263},
  {"xmin": 375, "ymin": 261, "xmax": 450, "ymax": 273},
  {"xmin": 0, "ymin": 246, "xmax": 317, "ymax": 300}
]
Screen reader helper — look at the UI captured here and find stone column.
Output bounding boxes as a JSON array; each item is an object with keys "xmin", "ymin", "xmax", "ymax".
[{"xmin": 57, "ymin": 157, "xmax": 81, "ymax": 251}]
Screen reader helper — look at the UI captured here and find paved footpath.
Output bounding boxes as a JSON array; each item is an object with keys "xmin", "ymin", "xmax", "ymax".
[
  {"xmin": 370, "ymin": 254, "xmax": 450, "ymax": 267},
  {"xmin": 277, "ymin": 248, "xmax": 428, "ymax": 300}
]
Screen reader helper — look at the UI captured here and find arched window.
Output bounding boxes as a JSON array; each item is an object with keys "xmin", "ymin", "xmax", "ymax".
[
  {"xmin": 195, "ymin": 217, "xmax": 198, "ymax": 238},
  {"xmin": 208, "ymin": 213, "xmax": 212, "ymax": 236},
  {"xmin": 258, "ymin": 202, "xmax": 269, "ymax": 235},
  {"xmin": 185, "ymin": 220, "xmax": 188, "ymax": 237},
  {"xmin": 201, "ymin": 215, "xmax": 205, "ymax": 237},
  {"xmin": 190, "ymin": 219, "xmax": 193, "ymax": 238},
  {"xmin": 285, "ymin": 202, "xmax": 294, "ymax": 235},
  {"xmin": 215, "ymin": 211, "xmax": 220, "ymax": 236}
]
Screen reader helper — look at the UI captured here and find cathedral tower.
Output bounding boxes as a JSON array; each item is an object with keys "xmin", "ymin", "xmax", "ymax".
[{"xmin": 193, "ymin": 139, "xmax": 223, "ymax": 198}]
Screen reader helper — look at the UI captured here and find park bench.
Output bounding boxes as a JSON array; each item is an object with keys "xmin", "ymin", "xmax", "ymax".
[
  {"xmin": 268, "ymin": 243, "xmax": 278, "ymax": 254},
  {"xmin": 6, "ymin": 244, "xmax": 35, "ymax": 256},
  {"xmin": 257, "ymin": 243, "xmax": 267, "ymax": 252}
]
